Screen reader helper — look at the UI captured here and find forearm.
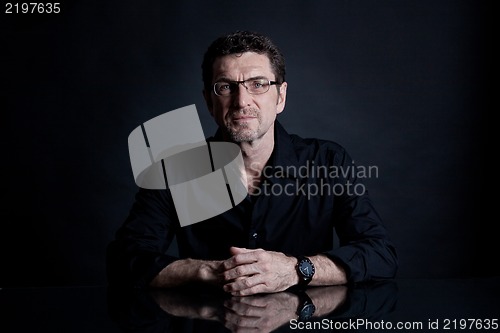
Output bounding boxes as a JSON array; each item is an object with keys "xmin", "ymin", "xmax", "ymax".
[
  {"xmin": 283, "ymin": 254, "xmax": 348, "ymax": 288},
  {"xmin": 150, "ymin": 258, "xmax": 224, "ymax": 288},
  {"xmin": 308, "ymin": 254, "xmax": 348, "ymax": 286}
]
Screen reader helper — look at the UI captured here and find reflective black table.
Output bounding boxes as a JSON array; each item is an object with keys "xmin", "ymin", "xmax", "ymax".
[{"xmin": 2, "ymin": 277, "xmax": 499, "ymax": 332}]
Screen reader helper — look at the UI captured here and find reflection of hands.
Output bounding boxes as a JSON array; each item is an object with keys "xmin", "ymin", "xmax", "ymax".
[
  {"xmin": 151, "ymin": 288, "xmax": 299, "ymax": 332},
  {"xmin": 221, "ymin": 247, "xmax": 298, "ymax": 296},
  {"xmin": 222, "ymin": 292, "xmax": 298, "ymax": 333},
  {"xmin": 150, "ymin": 285, "xmax": 349, "ymax": 333},
  {"xmin": 109, "ymin": 281, "xmax": 396, "ymax": 333},
  {"xmin": 151, "ymin": 287, "xmax": 226, "ymax": 322}
]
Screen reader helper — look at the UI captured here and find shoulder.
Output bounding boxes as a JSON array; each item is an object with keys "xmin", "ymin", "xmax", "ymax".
[
  {"xmin": 277, "ymin": 121, "xmax": 344, "ymax": 151},
  {"xmin": 289, "ymin": 133, "xmax": 345, "ymax": 151},
  {"xmin": 274, "ymin": 121, "xmax": 353, "ymax": 166},
  {"xmin": 288, "ymin": 133, "xmax": 350, "ymax": 162}
]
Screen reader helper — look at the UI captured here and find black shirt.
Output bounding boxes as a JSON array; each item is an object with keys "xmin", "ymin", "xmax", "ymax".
[{"xmin": 106, "ymin": 121, "xmax": 398, "ymax": 288}]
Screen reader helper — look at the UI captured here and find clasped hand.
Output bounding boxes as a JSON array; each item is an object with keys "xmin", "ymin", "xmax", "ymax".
[{"xmin": 220, "ymin": 246, "xmax": 298, "ymax": 296}]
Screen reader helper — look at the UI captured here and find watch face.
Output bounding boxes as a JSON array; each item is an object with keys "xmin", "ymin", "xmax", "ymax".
[
  {"xmin": 300, "ymin": 303, "xmax": 316, "ymax": 321},
  {"xmin": 299, "ymin": 259, "xmax": 315, "ymax": 278}
]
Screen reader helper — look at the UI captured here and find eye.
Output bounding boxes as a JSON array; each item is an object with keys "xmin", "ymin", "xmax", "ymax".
[
  {"xmin": 218, "ymin": 83, "xmax": 231, "ymax": 91},
  {"xmin": 252, "ymin": 80, "xmax": 265, "ymax": 89}
]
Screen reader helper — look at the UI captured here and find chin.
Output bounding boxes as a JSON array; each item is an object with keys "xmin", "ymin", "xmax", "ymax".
[
  {"xmin": 228, "ymin": 129, "xmax": 259, "ymax": 143},
  {"xmin": 230, "ymin": 133, "xmax": 258, "ymax": 143},
  {"xmin": 224, "ymin": 123, "xmax": 256, "ymax": 142}
]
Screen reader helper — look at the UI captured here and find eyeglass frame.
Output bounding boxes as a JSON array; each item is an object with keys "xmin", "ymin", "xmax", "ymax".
[{"xmin": 212, "ymin": 77, "xmax": 281, "ymax": 97}]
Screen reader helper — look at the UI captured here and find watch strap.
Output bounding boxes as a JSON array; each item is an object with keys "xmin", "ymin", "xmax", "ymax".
[{"xmin": 296, "ymin": 256, "xmax": 314, "ymax": 286}]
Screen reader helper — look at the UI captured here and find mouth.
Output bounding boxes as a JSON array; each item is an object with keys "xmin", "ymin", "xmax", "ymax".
[{"xmin": 232, "ymin": 115, "xmax": 257, "ymax": 121}]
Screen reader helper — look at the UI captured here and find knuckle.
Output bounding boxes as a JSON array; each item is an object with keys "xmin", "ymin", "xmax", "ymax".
[
  {"xmin": 262, "ymin": 262, "xmax": 271, "ymax": 270},
  {"xmin": 255, "ymin": 249, "xmax": 266, "ymax": 258},
  {"xmin": 233, "ymin": 254, "xmax": 244, "ymax": 264},
  {"xmin": 241, "ymin": 306, "xmax": 252, "ymax": 316},
  {"xmin": 235, "ymin": 266, "xmax": 244, "ymax": 275},
  {"xmin": 222, "ymin": 260, "xmax": 232, "ymax": 270},
  {"xmin": 243, "ymin": 279, "xmax": 252, "ymax": 288}
]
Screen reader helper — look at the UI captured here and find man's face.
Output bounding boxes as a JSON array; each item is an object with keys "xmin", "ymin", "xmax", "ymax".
[{"xmin": 204, "ymin": 52, "xmax": 287, "ymax": 143}]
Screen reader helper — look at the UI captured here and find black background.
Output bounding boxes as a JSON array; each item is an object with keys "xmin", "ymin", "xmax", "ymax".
[{"xmin": 1, "ymin": 0, "xmax": 492, "ymax": 287}]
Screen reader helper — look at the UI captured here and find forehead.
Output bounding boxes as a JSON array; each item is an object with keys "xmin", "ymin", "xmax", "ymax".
[{"xmin": 212, "ymin": 52, "xmax": 274, "ymax": 80}]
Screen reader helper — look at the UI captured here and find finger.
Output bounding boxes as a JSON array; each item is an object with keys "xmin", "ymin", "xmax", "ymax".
[
  {"xmin": 229, "ymin": 246, "xmax": 254, "ymax": 255},
  {"xmin": 232, "ymin": 283, "xmax": 269, "ymax": 297},
  {"xmin": 224, "ymin": 298, "xmax": 266, "ymax": 317},
  {"xmin": 223, "ymin": 251, "xmax": 260, "ymax": 270},
  {"xmin": 223, "ymin": 263, "xmax": 261, "ymax": 281},
  {"xmin": 224, "ymin": 277, "xmax": 270, "ymax": 296},
  {"xmin": 224, "ymin": 274, "xmax": 263, "ymax": 292},
  {"xmin": 230, "ymin": 295, "xmax": 270, "ymax": 308}
]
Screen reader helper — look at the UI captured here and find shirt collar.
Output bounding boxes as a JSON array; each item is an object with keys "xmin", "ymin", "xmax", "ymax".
[{"xmin": 268, "ymin": 121, "xmax": 301, "ymax": 179}]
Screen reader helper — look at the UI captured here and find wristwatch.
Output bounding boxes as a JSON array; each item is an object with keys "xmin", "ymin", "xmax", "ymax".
[
  {"xmin": 294, "ymin": 289, "xmax": 316, "ymax": 321},
  {"xmin": 296, "ymin": 256, "xmax": 315, "ymax": 286}
]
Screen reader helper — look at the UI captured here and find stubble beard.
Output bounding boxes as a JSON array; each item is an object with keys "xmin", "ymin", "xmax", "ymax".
[{"xmin": 225, "ymin": 108, "xmax": 262, "ymax": 143}]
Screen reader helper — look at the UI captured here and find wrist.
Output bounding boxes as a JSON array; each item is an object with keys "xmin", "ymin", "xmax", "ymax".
[
  {"xmin": 288, "ymin": 256, "xmax": 300, "ymax": 287},
  {"xmin": 295, "ymin": 256, "xmax": 315, "ymax": 287},
  {"xmin": 197, "ymin": 260, "xmax": 223, "ymax": 284}
]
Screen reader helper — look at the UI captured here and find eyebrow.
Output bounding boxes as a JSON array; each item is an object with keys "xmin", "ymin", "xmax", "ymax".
[{"xmin": 215, "ymin": 76, "xmax": 269, "ymax": 82}]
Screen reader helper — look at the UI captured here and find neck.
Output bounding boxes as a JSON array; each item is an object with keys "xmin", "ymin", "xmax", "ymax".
[{"xmin": 231, "ymin": 126, "xmax": 275, "ymax": 194}]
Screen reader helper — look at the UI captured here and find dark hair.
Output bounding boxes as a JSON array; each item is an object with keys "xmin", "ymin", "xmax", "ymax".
[{"xmin": 202, "ymin": 31, "xmax": 286, "ymax": 91}]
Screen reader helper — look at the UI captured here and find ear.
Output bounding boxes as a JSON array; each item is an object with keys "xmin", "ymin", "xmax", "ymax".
[
  {"xmin": 203, "ymin": 89, "xmax": 214, "ymax": 117},
  {"xmin": 276, "ymin": 82, "xmax": 287, "ymax": 115}
]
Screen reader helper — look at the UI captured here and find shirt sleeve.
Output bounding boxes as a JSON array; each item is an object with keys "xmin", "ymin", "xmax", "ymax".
[
  {"xmin": 323, "ymin": 148, "xmax": 399, "ymax": 282},
  {"xmin": 106, "ymin": 188, "xmax": 180, "ymax": 288}
]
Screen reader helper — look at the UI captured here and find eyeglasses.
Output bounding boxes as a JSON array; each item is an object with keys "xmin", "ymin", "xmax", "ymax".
[{"xmin": 213, "ymin": 78, "xmax": 280, "ymax": 96}]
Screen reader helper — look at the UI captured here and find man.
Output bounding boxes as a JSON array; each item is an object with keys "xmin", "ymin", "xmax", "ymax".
[{"xmin": 106, "ymin": 30, "xmax": 398, "ymax": 296}]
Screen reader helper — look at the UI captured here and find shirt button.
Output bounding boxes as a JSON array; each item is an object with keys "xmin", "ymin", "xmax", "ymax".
[{"xmin": 252, "ymin": 232, "xmax": 258, "ymax": 239}]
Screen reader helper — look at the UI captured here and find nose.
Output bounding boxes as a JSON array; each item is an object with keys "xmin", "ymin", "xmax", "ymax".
[{"xmin": 232, "ymin": 83, "xmax": 251, "ymax": 108}]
